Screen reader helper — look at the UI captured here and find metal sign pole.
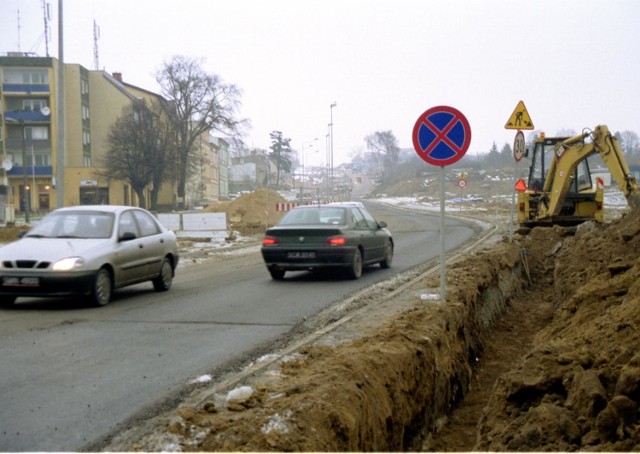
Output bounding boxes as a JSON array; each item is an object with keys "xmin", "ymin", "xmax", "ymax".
[
  {"xmin": 412, "ymin": 105, "xmax": 471, "ymax": 303},
  {"xmin": 510, "ymin": 160, "xmax": 516, "ymax": 242},
  {"xmin": 439, "ymin": 165, "xmax": 446, "ymax": 300},
  {"xmin": 510, "ymin": 130, "xmax": 525, "ymax": 242}
]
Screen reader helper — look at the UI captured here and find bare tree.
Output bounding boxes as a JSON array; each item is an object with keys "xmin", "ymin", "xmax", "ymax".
[
  {"xmin": 101, "ymin": 99, "xmax": 175, "ymax": 209},
  {"xmin": 156, "ymin": 55, "xmax": 246, "ymax": 207},
  {"xmin": 617, "ymin": 130, "xmax": 640, "ymax": 158},
  {"xmin": 365, "ymin": 130, "xmax": 399, "ymax": 181}
]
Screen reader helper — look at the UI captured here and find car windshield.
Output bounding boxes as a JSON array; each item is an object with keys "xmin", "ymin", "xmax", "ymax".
[
  {"xmin": 279, "ymin": 207, "xmax": 346, "ymax": 226},
  {"xmin": 25, "ymin": 211, "xmax": 115, "ymax": 239}
]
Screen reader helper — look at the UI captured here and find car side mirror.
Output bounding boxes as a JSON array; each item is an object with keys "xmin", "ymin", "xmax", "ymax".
[
  {"xmin": 118, "ymin": 231, "xmax": 137, "ymax": 242},
  {"xmin": 378, "ymin": 221, "xmax": 387, "ymax": 229}
]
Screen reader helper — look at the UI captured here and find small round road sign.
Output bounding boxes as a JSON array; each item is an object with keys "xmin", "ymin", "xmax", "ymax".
[
  {"xmin": 458, "ymin": 179, "xmax": 467, "ymax": 189},
  {"xmin": 513, "ymin": 130, "xmax": 525, "ymax": 162},
  {"xmin": 412, "ymin": 106, "xmax": 471, "ymax": 167}
]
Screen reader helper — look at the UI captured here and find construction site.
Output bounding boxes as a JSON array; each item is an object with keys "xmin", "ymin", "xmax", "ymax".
[{"xmin": 99, "ymin": 143, "xmax": 640, "ymax": 452}]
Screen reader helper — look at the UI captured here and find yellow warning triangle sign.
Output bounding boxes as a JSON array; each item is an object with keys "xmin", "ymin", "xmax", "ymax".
[{"xmin": 505, "ymin": 100, "xmax": 534, "ymax": 130}]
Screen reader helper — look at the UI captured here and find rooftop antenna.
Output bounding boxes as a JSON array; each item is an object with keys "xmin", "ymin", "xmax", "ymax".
[
  {"xmin": 42, "ymin": 0, "xmax": 52, "ymax": 57},
  {"xmin": 93, "ymin": 19, "xmax": 100, "ymax": 70}
]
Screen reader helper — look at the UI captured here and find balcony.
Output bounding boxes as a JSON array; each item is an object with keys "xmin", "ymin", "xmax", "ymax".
[
  {"xmin": 4, "ymin": 111, "xmax": 51, "ymax": 123},
  {"xmin": 2, "ymin": 83, "xmax": 50, "ymax": 94},
  {"xmin": 6, "ymin": 165, "xmax": 53, "ymax": 177},
  {"xmin": 4, "ymin": 138, "xmax": 52, "ymax": 151}
]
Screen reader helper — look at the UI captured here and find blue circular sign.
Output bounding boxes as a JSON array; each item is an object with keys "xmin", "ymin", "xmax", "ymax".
[{"xmin": 412, "ymin": 105, "xmax": 471, "ymax": 166}]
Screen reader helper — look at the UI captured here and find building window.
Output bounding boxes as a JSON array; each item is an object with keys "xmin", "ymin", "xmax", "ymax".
[
  {"xmin": 25, "ymin": 152, "xmax": 51, "ymax": 166},
  {"xmin": 80, "ymin": 78, "xmax": 89, "ymax": 95},
  {"xmin": 22, "ymin": 99, "xmax": 48, "ymax": 111},
  {"xmin": 83, "ymin": 154, "xmax": 92, "ymax": 167},
  {"xmin": 4, "ymin": 69, "xmax": 48, "ymax": 85},
  {"xmin": 82, "ymin": 130, "xmax": 91, "ymax": 145},
  {"xmin": 82, "ymin": 104, "xmax": 90, "ymax": 120},
  {"xmin": 22, "ymin": 71, "xmax": 48, "ymax": 84},
  {"xmin": 24, "ymin": 126, "xmax": 49, "ymax": 141},
  {"xmin": 80, "ymin": 187, "xmax": 108, "ymax": 205}
]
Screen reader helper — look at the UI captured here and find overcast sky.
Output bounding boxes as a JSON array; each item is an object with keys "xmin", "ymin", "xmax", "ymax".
[{"xmin": 1, "ymin": 0, "xmax": 639, "ymax": 167}]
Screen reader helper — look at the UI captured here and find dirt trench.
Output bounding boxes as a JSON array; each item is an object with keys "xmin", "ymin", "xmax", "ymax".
[{"xmin": 110, "ymin": 208, "xmax": 640, "ymax": 452}]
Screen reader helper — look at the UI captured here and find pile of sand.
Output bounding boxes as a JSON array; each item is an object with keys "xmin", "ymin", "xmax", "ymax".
[{"xmin": 203, "ymin": 189, "xmax": 288, "ymax": 235}]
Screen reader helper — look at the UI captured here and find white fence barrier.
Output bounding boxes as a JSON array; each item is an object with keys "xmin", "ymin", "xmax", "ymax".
[{"xmin": 157, "ymin": 212, "xmax": 228, "ymax": 240}]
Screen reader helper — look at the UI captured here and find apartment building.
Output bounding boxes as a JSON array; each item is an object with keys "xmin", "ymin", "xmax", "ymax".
[{"xmin": 0, "ymin": 53, "xmax": 177, "ymax": 220}]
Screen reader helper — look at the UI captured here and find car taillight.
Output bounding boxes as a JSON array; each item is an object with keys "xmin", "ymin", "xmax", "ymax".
[
  {"xmin": 325, "ymin": 236, "xmax": 347, "ymax": 246},
  {"xmin": 262, "ymin": 237, "xmax": 279, "ymax": 246}
]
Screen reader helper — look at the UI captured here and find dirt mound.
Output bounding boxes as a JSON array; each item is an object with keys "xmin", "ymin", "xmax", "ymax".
[
  {"xmin": 203, "ymin": 189, "xmax": 287, "ymax": 235},
  {"xmin": 476, "ymin": 208, "xmax": 640, "ymax": 451}
]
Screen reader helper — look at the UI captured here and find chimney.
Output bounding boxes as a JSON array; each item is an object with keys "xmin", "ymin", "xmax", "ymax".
[{"xmin": 112, "ymin": 72, "xmax": 122, "ymax": 82}]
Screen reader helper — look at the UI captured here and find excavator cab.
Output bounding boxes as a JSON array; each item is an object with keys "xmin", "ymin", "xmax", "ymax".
[{"xmin": 527, "ymin": 136, "xmax": 593, "ymax": 194}]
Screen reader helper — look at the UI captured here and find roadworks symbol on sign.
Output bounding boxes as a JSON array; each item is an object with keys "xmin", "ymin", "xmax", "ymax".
[{"xmin": 505, "ymin": 100, "xmax": 534, "ymax": 130}]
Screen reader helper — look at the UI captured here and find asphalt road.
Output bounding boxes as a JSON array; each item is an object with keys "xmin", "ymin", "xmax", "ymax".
[{"xmin": 0, "ymin": 203, "xmax": 480, "ymax": 451}]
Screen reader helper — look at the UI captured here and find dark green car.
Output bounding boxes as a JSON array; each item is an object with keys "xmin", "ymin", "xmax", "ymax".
[{"xmin": 261, "ymin": 203, "xmax": 393, "ymax": 280}]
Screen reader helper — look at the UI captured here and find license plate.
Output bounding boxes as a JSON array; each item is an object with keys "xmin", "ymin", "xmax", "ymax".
[
  {"xmin": 287, "ymin": 252, "xmax": 315, "ymax": 259},
  {"xmin": 2, "ymin": 277, "xmax": 40, "ymax": 287}
]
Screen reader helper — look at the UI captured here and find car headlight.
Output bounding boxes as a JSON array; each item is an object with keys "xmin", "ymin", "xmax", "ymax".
[{"xmin": 52, "ymin": 257, "xmax": 85, "ymax": 271}]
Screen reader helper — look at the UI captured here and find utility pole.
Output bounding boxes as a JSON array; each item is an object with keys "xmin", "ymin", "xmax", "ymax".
[{"xmin": 56, "ymin": 0, "xmax": 65, "ymax": 208}]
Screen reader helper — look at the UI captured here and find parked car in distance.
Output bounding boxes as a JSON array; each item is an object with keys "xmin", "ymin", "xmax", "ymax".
[
  {"xmin": 0, "ymin": 205, "xmax": 179, "ymax": 307},
  {"xmin": 261, "ymin": 202, "xmax": 393, "ymax": 280}
]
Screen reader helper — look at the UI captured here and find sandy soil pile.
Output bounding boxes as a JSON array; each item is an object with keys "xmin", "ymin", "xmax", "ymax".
[
  {"xmin": 476, "ymin": 208, "xmax": 640, "ymax": 451},
  {"xmin": 202, "ymin": 189, "xmax": 287, "ymax": 235}
]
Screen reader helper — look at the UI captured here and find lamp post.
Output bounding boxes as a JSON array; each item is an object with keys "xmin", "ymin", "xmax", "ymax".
[
  {"xmin": 329, "ymin": 102, "xmax": 337, "ymax": 201},
  {"xmin": 325, "ymin": 131, "xmax": 330, "ymax": 202},
  {"xmin": 6, "ymin": 118, "xmax": 29, "ymax": 223},
  {"xmin": 299, "ymin": 138, "xmax": 318, "ymax": 202},
  {"xmin": 19, "ymin": 120, "xmax": 30, "ymax": 224}
]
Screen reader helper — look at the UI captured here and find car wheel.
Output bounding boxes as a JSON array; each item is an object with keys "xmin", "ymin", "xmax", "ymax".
[
  {"xmin": 380, "ymin": 240, "xmax": 393, "ymax": 269},
  {"xmin": 90, "ymin": 268, "xmax": 113, "ymax": 307},
  {"xmin": 347, "ymin": 248, "xmax": 363, "ymax": 280},
  {"xmin": 0, "ymin": 296, "xmax": 16, "ymax": 308},
  {"xmin": 269, "ymin": 268, "xmax": 286, "ymax": 280},
  {"xmin": 153, "ymin": 258, "xmax": 173, "ymax": 292}
]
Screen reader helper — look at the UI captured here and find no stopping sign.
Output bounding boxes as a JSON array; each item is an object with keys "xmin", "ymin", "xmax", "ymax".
[{"xmin": 412, "ymin": 105, "xmax": 471, "ymax": 167}]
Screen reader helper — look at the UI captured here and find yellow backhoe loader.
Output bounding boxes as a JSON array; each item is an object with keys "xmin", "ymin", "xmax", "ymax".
[{"xmin": 517, "ymin": 125, "xmax": 640, "ymax": 228}]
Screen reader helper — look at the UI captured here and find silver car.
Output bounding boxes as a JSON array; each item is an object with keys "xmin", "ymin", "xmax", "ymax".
[{"xmin": 0, "ymin": 205, "xmax": 179, "ymax": 307}]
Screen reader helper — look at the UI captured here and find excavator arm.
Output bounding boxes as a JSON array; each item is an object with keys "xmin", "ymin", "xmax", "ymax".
[{"xmin": 544, "ymin": 125, "xmax": 640, "ymax": 217}]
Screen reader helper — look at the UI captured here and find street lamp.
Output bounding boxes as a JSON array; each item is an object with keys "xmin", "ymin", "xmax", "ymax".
[
  {"xmin": 299, "ymin": 138, "xmax": 318, "ymax": 202},
  {"xmin": 329, "ymin": 102, "xmax": 337, "ymax": 201}
]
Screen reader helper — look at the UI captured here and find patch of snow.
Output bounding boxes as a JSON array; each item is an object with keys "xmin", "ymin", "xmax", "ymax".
[
  {"xmin": 261, "ymin": 410, "xmax": 293, "ymax": 435},
  {"xmin": 226, "ymin": 385, "xmax": 254, "ymax": 402},
  {"xmin": 191, "ymin": 374, "xmax": 212, "ymax": 384},
  {"xmin": 257, "ymin": 353, "xmax": 281, "ymax": 363},
  {"xmin": 162, "ymin": 442, "xmax": 182, "ymax": 452}
]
